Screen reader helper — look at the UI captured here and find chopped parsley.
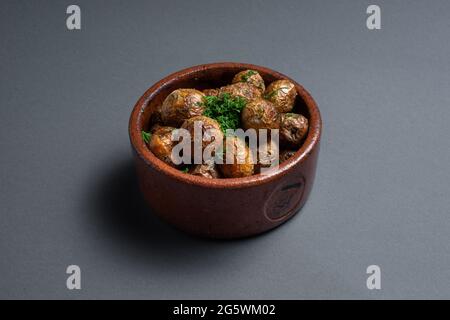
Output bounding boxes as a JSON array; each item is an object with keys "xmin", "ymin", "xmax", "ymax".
[
  {"xmin": 202, "ymin": 93, "xmax": 247, "ymax": 132},
  {"xmin": 180, "ymin": 167, "xmax": 189, "ymax": 173},
  {"xmin": 141, "ymin": 130, "xmax": 151, "ymax": 144}
]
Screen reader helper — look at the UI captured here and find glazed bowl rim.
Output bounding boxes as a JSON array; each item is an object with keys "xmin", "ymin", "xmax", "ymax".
[{"xmin": 129, "ymin": 62, "xmax": 322, "ymax": 189}]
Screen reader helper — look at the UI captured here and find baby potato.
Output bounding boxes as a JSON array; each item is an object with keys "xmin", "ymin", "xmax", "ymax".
[
  {"xmin": 160, "ymin": 89, "xmax": 205, "ymax": 127},
  {"xmin": 218, "ymin": 136, "xmax": 254, "ymax": 178},
  {"xmin": 264, "ymin": 80, "xmax": 297, "ymax": 113},
  {"xmin": 241, "ymin": 98, "xmax": 280, "ymax": 131},
  {"xmin": 232, "ymin": 70, "xmax": 265, "ymax": 93},
  {"xmin": 148, "ymin": 126, "xmax": 177, "ymax": 167},
  {"xmin": 181, "ymin": 115, "xmax": 224, "ymax": 160},
  {"xmin": 218, "ymin": 82, "xmax": 262, "ymax": 101},
  {"xmin": 279, "ymin": 113, "xmax": 309, "ymax": 146},
  {"xmin": 189, "ymin": 160, "xmax": 221, "ymax": 179}
]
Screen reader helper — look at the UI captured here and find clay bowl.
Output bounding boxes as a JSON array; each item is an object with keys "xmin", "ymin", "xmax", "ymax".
[{"xmin": 129, "ymin": 62, "xmax": 321, "ymax": 239}]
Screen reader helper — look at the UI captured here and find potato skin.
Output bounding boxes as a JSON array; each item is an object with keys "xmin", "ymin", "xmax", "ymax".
[
  {"xmin": 255, "ymin": 138, "xmax": 280, "ymax": 173},
  {"xmin": 232, "ymin": 70, "xmax": 265, "ymax": 93},
  {"xmin": 279, "ymin": 149, "xmax": 296, "ymax": 163},
  {"xmin": 181, "ymin": 115, "xmax": 224, "ymax": 160},
  {"xmin": 279, "ymin": 113, "xmax": 309, "ymax": 146},
  {"xmin": 160, "ymin": 89, "xmax": 205, "ymax": 126},
  {"xmin": 241, "ymin": 98, "xmax": 280, "ymax": 131},
  {"xmin": 218, "ymin": 136, "xmax": 254, "ymax": 178},
  {"xmin": 202, "ymin": 82, "xmax": 262, "ymax": 101},
  {"xmin": 189, "ymin": 160, "xmax": 221, "ymax": 179},
  {"xmin": 264, "ymin": 80, "xmax": 297, "ymax": 113},
  {"xmin": 148, "ymin": 126, "xmax": 177, "ymax": 167}
]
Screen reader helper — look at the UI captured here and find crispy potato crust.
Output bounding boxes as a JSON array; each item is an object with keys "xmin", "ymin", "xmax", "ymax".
[
  {"xmin": 232, "ymin": 70, "xmax": 265, "ymax": 93},
  {"xmin": 218, "ymin": 136, "xmax": 254, "ymax": 178},
  {"xmin": 148, "ymin": 126, "xmax": 177, "ymax": 167},
  {"xmin": 241, "ymin": 98, "xmax": 280, "ymax": 130},
  {"xmin": 264, "ymin": 80, "xmax": 297, "ymax": 113},
  {"xmin": 161, "ymin": 89, "xmax": 205, "ymax": 126},
  {"xmin": 280, "ymin": 113, "xmax": 309, "ymax": 146}
]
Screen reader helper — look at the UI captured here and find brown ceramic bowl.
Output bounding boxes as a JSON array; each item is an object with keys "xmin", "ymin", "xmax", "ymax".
[{"xmin": 129, "ymin": 62, "xmax": 321, "ymax": 239}]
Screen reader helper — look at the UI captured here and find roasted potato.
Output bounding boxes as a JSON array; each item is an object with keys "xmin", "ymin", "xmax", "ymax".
[
  {"xmin": 202, "ymin": 88, "xmax": 219, "ymax": 96},
  {"xmin": 264, "ymin": 80, "xmax": 297, "ymax": 113},
  {"xmin": 279, "ymin": 113, "xmax": 309, "ymax": 146},
  {"xmin": 148, "ymin": 126, "xmax": 177, "ymax": 167},
  {"xmin": 232, "ymin": 70, "xmax": 265, "ymax": 93},
  {"xmin": 160, "ymin": 89, "xmax": 205, "ymax": 126},
  {"xmin": 218, "ymin": 136, "xmax": 254, "ymax": 178},
  {"xmin": 241, "ymin": 98, "xmax": 280, "ymax": 131}
]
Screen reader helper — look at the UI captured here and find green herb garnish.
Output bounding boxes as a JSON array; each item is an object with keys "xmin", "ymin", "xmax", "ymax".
[
  {"xmin": 202, "ymin": 93, "xmax": 247, "ymax": 132},
  {"xmin": 180, "ymin": 167, "xmax": 189, "ymax": 173},
  {"xmin": 241, "ymin": 70, "xmax": 256, "ymax": 82},
  {"xmin": 141, "ymin": 130, "xmax": 151, "ymax": 144}
]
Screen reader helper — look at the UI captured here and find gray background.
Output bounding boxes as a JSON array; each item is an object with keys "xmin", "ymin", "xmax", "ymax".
[{"xmin": 1, "ymin": 0, "xmax": 449, "ymax": 299}]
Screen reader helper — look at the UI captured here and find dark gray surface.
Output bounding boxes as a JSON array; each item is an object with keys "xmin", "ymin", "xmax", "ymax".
[{"xmin": 1, "ymin": 0, "xmax": 450, "ymax": 299}]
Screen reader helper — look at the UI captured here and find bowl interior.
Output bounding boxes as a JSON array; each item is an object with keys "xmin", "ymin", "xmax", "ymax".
[{"xmin": 141, "ymin": 64, "xmax": 310, "ymax": 131}]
